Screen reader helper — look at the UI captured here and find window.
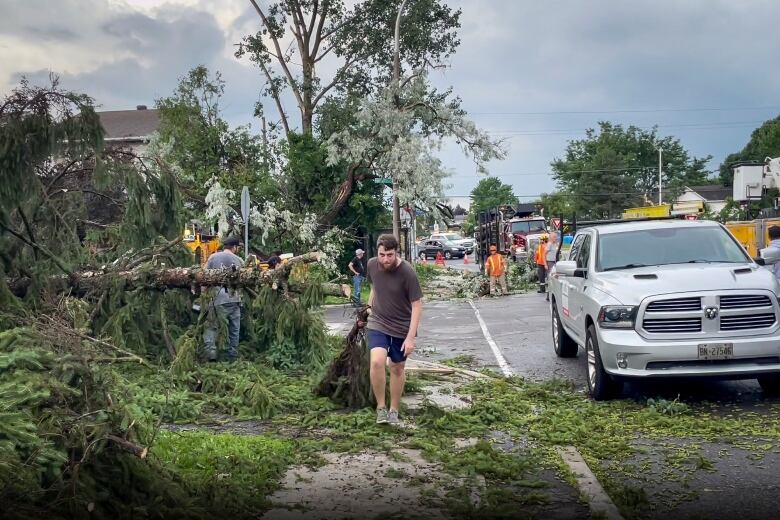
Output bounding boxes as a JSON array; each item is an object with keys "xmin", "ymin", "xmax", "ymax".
[
  {"xmin": 597, "ymin": 226, "xmax": 749, "ymax": 271},
  {"xmin": 510, "ymin": 222, "xmax": 531, "ymax": 234},
  {"xmin": 528, "ymin": 220, "xmax": 546, "ymax": 232},
  {"xmin": 576, "ymin": 235, "xmax": 592, "ymax": 269},
  {"xmin": 568, "ymin": 234, "xmax": 585, "ymax": 262}
]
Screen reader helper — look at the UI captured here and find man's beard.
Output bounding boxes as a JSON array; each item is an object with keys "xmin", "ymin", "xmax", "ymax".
[{"xmin": 378, "ymin": 258, "xmax": 400, "ymax": 272}]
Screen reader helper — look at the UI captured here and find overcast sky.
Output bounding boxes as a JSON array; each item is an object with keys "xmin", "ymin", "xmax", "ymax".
[{"xmin": 3, "ymin": 0, "xmax": 779, "ymax": 206}]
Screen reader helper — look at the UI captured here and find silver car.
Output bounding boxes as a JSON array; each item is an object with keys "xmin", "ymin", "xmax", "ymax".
[
  {"xmin": 429, "ymin": 232, "xmax": 475, "ymax": 253},
  {"xmin": 548, "ymin": 220, "xmax": 780, "ymax": 400}
]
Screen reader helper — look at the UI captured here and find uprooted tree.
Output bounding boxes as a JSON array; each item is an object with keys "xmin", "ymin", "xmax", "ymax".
[{"xmin": 0, "ymin": 78, "xmax": 353, "ymax": 518}]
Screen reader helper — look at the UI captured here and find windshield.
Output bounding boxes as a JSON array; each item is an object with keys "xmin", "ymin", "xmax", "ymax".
[
  {"xmin": 598, "ymin": 226, "xmax": 749, "ymax": 271},
  {"xmin": 444, "ymin": 233, "xmax": 464, "ymax": 240},
  {"xmin": 511, "ymin": 220, "xmax": 546, "ymax": 234}
]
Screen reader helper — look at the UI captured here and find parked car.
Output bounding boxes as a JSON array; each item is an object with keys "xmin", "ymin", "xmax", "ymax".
[
  {"xmin": 430, "ymin": 232, "xmax": 475, "ymax": 253},
  {"xmin": 549, "ymin": 219, "xmax": 780, "ymax": 400},
  {"xmin": 418, "ymin": 239, "xmax": 466, "ymax": 260}
]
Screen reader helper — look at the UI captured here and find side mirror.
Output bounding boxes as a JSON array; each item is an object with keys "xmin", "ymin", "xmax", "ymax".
[
  {"xmin": 555, "ymin": 260, "xmax": 577, "ymax": 277},
  {"xmin": 759, "ymin": 246, "xmax": 780, "ymax": 265},
  {"xmin": 573, "ymin": 268, "xmax": 587, "ymax": 278}
]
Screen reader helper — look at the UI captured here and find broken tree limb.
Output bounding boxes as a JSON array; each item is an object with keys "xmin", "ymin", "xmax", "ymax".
[
  {"xmin": 316, "ymin": 306, "xmax": 373, "ymax": 409},
  {"xmin": 107, "ymin": 435, "xmax": 148, "ymax": 459},
  {"xmin": 7, "ymin": 252, "xmax": 351, "ymax": 298}
]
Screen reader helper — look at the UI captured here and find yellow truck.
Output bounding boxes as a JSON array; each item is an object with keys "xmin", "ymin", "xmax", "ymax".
[
  {"xmin": 725, "ymin": 219, "xmax": 780, "ymax": 257},
  {"xmin": 622, "ymin": 204, "xmax": 671, "ymax": 219},
  {"xmin": 183, "ymin": 224, "xmax": 220, "ymax": 266}
]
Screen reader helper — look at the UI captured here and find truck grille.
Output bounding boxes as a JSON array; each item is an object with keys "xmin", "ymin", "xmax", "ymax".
[
  {"xmin": 642, "ymin": 317, "xmax": 702, "ymax": 333},
  {"xmin": 720, "ymin": 313, "xmax": 776, "ymax": 331},
  {"xmin": 719, "ymin": 295, "xmax": 772, "ymax": 309},
  {"xmin": 646, "ymin": 297, "xmax": 701, "ymax": 312},
  {"xmin": 640, "ymin": 292, "xmax": 778, "ymax": 337}
]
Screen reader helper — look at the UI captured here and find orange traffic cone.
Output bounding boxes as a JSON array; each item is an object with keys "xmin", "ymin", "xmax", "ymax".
[
  {"xmin": 435, "ymin": 251, "xmax": 445, "ymax": 266},
  {"xmin": 463, "ymin": 253, "xmax": 470, "ymax": 265}
]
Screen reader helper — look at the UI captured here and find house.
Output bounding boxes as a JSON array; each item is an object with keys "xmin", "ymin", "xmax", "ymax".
[
  {"xmin": 97, "ymin": 105, "xmax": 160, "ymax": 153},
  {"xmin": 675, "ymin": 185, "xmax": 731, "ymax": 214}
]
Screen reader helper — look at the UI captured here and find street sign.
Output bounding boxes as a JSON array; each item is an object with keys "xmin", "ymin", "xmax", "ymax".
[
  {"xmin": 241, "ymin": 186, "xmax": 250, "ymax": 220},
  {"xmin": 551, "ymin": 218, "xmax": 561, "ymax": 229},
  {"xmin": 240, "ymin": 186, "xmax": 250, "ymax": 260}
]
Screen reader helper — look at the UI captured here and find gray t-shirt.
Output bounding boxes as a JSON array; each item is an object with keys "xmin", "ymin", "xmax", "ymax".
[
  {"xmin": 366, "ymin": 257, "xmax": 423, "ymax": 338},
  {"xmin": 546, "ymin": 242, "xmax": 558, "ymax": 263},
  {"xmin": 206, "ymin": 249, "xmax": 245, "ymax": 305}
]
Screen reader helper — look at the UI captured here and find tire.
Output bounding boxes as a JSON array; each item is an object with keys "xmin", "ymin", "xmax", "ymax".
[
  {"xmin": 419, "ymin": 252, "xmax": 427, "ymax": 260},
  {"xmin": 758, "ymin": 375, "xmax": 780, "ymax": 394},
  {"xmin": 444, "ymin": 251, "xmax": 452, "ymax": 260},
  {"xmin": 585, "ymin": 324, "xmax": 622, "ymax": 400},
  {"xmin": 552, "ymin": 303, "xmax": 578, "ymax": 358}
]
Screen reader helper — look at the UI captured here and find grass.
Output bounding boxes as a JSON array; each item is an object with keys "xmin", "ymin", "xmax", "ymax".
[
  {"xmin": 126, "ymin": 360, "xmax": 780, "ymax": 519},
  {"xmin": 152, "ymin": 431, "xmax": 296, "ymax": 513}
]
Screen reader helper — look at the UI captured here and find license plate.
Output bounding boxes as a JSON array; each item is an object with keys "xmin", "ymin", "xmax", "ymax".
[{"xmin": 697, "ymin": 343, "xmax": 734, "ymax": 360}]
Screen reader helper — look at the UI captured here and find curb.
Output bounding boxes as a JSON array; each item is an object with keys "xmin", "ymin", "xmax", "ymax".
[{"xmin": 556, "ymin": 446, "xmax": 624, "ymax": 520}]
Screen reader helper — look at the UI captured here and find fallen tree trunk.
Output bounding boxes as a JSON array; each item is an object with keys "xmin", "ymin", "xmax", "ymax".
[{"xmin": 7, "ymin": 252, "xmax": 351, "ymax": 298}]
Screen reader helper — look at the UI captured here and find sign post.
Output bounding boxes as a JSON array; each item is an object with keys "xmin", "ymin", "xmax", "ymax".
[{"xmin": 240, "ymin": 186, "xmax": 250, "ymax": 260}]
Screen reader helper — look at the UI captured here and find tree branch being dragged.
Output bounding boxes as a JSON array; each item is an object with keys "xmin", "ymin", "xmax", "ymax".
[{"xmin": 316, "ymin": 306, "xmax": 373, "ymax": 409}]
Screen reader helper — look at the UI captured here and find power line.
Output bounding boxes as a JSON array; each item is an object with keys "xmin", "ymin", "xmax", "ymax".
[
  {"xmin": 470, "ymin": 106, "xmax": 780, "ymax": 116},
  {"xmin": 485, "ymin": 120, "xmax": 767, "ymax": 136},
  {"xmin": 441, "ymin": 191, "xmax": 688, "ymax": 198},
  {"xmin": 450, "ymin": 166, "xmax": 662, "ymax": 178}
]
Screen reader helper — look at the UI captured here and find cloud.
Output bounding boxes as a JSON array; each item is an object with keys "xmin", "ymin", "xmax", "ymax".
[
  {"xmin": 431, "ymin": 0, "xmax": 780, "ymax": 199},
  {"xmin": 2, "ymin": 0, "xmax": 779, "ymax": 202}
]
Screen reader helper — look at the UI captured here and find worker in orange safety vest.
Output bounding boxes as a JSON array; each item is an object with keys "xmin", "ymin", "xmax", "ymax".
[
  {"xmin": 535, "ymin": 235, "xmax": 549, "ymax": 294},
  {"xmin": 485, "ymin": 244, "xmax": 508, "ymax": 296}
]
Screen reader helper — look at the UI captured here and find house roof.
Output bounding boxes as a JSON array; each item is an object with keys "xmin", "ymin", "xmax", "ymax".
[
  {"xmin": 97, "ymin": 106, "xmax": 160, "ymax": 141},
  {"xmin": 685, "ymin": 185, "xmax": 731, "ymax": 202}
]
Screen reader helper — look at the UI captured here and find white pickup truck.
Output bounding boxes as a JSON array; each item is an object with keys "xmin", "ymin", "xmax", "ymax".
[{"xmin": 549, "ymin": 219, "xmax": 780, "ymax": 400}]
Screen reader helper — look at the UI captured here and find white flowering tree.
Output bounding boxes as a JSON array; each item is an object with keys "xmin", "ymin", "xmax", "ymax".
[
  {"xmin": 325, "ymin": 73, "xmax": 505, "ymax": 231},
  {"xmin": 204, "ymin": 180, "xmax": 346, "ymax": 271},
  {"xmin": 321, "ymin": 0, "xmax": 504, "ymax": 235}
]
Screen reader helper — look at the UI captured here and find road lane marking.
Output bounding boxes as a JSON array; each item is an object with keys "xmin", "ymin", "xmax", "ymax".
[
  {"xmin": 556, "ymin": 446, "xmax": 624, "ymax": 520},
  {"xmin": 468, "ymin": 300, "xmax": 513, "ymax": 377}
]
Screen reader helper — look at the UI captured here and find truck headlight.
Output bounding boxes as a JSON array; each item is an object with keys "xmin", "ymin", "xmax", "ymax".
[{"xmin": 597, "ymin": 306, "xmax": 637, "ymax": 329}]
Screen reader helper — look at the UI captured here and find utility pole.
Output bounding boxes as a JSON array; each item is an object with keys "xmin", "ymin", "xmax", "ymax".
[
  {"xmin": 261, "ymin": 115, "xmax": 268, "ymax": 172},
  {"xmin": 390, "ymin": 0, "xmax": 410, "ymax": 241},
  {"xmin": 658, "ymin": 147, "xmax": 663, "ymax": 205}
]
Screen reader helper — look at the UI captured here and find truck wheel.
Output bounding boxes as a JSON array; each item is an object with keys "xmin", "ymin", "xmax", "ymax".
[
  {"xmin": 552, "ymin": 304, "xmax": 578, "ymax": 358},
  {"xmin": 445, "ymin": 251, "xmax": 452, "ymax": 260},
  {"xmin": 758, "ymin": 375, "xmax": 780, "ymax": 394},
  {"xmin": 585, "ymin": 324, "xmax": 622, "ymax": 401}
]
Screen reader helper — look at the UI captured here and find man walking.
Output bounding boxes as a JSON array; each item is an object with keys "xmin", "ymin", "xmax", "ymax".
[
  {"xmin": 535, "ymin": 234, "xmax": 549, "ymax": 294},
  {"xmin": 348, "ymin": 248, "xmax": 366, "ymax": 306},
  {"xmin": 366, "ymin": 234, "xmax": 423, "ymax": 425},
  {"xmin": 203, "ymin": 236, "xmax": 244, "ymax": 362},
  {"xmin": 485, "ymin": 244, "xmax": 508, "ymax": 296},
  {"xmin": 545, "ymin": 232, "xmax": 559, "ymax": 301}
]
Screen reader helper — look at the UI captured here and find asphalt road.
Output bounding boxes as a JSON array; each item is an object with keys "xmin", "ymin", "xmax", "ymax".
[
  {"xmin": 323, "ymin": 291, "xmax": 780, "ymax": 519},
  {"xmin": 325, "ymin": 292, "xmax": 776, "ymax": 398},
  {"xmin": 419, "ymin": 250, "xmax": 481, "ymax": 273}
]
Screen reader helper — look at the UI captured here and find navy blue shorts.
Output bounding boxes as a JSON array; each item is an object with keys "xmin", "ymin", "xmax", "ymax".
[{"xmin": 366, "ymin": 329, "xmax": 407, "ymax": 364}]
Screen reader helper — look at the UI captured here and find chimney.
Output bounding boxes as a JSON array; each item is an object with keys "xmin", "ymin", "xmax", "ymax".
[{"xmin": 136, "ymin": 105, "xmax": 147, "ymax": 110}]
